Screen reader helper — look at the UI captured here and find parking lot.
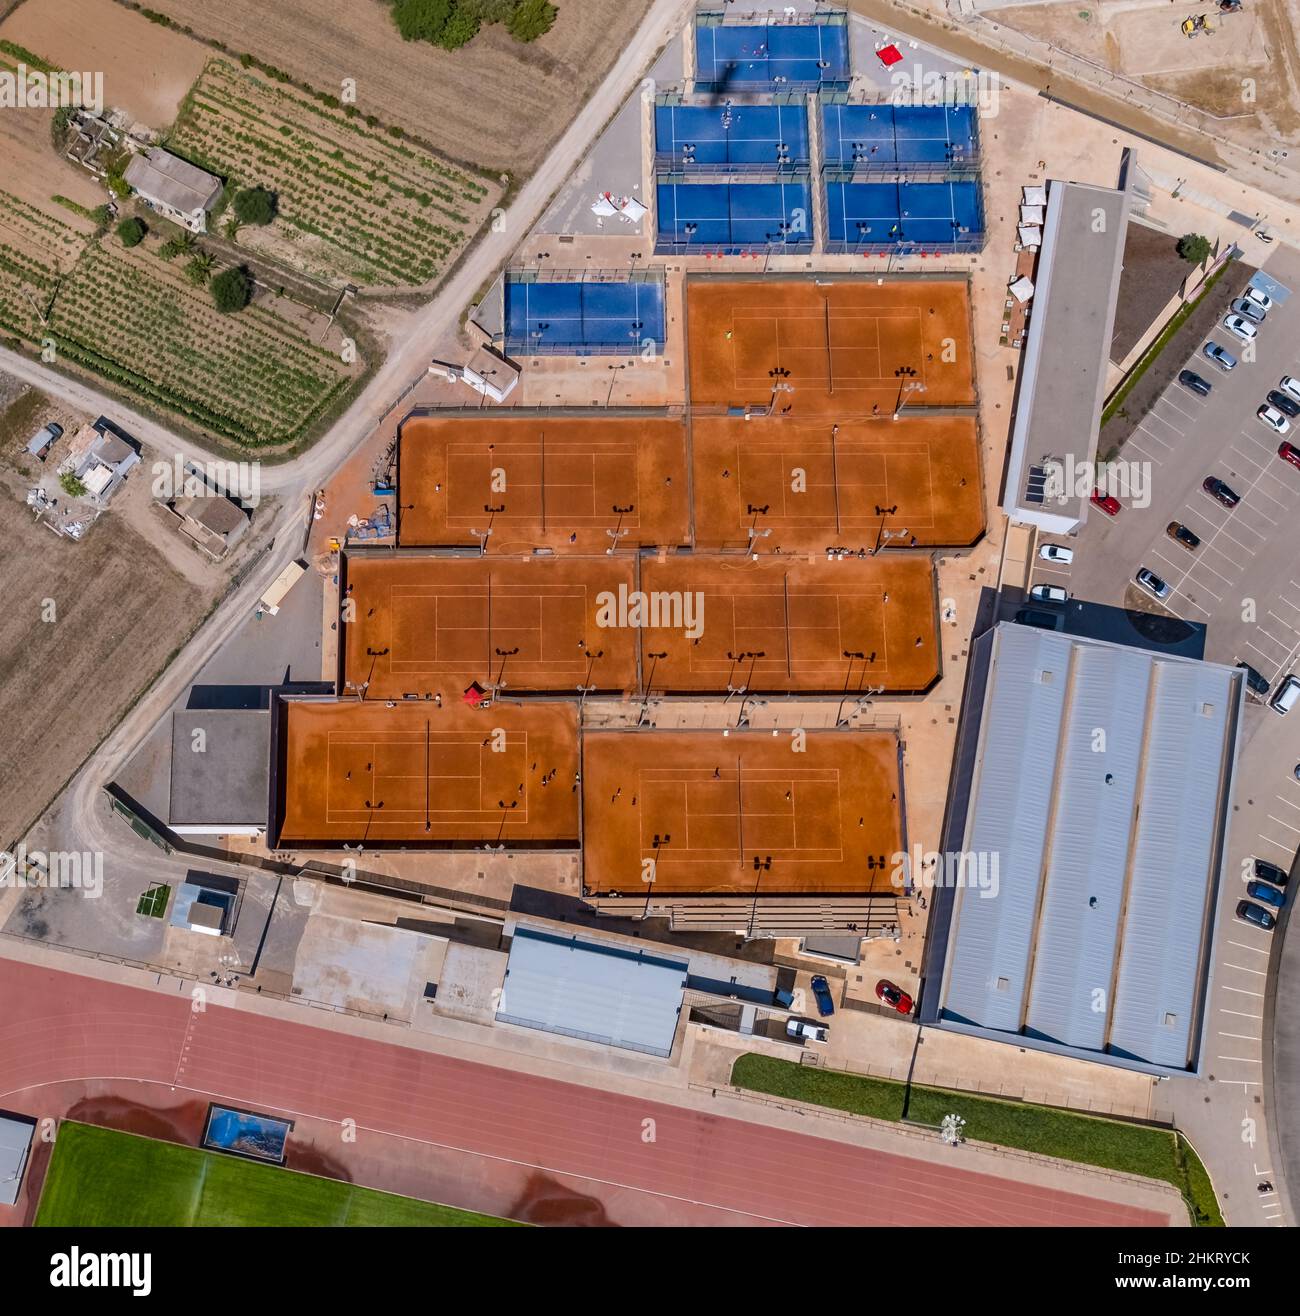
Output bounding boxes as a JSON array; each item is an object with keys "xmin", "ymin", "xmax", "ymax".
[{"xmin": 1029, "ymin": 246, "xmax": 1300, "ymax": 1225}]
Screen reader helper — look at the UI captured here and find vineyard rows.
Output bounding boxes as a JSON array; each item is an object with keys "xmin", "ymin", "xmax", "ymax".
[
  {"xmin": 169, "ymin": 60, "xmax": 499, "ymax": 288},
  {"xmin": 0, "ymin": 193, "xmax": 85, "ymax": 341}
]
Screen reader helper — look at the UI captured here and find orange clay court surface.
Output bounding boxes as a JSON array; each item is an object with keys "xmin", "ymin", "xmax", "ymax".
[
  {"xmin": 691, "ymin": 414, "xmax": 983, "ymax": 551},
  {"xmin": 276, "ymin": 699, "xmax": 579, "ymax": 846},
  {"xmin": 396, "ymin": 413, "xmax": 691, "ymax": 552},
  {"xmin": 582, "ymin": 730, "xmax": 903, "ymax": 895},
  {"xmin": 638, "ymin": 555, "xmax": 939, "ymax": 693},
  {"xmin": 341, "ymin": 553, "xmax": 639, "ymax": 698},
  {"xmin": 686, "ymin": 278, "xmax": 975, "ymax": 417}
]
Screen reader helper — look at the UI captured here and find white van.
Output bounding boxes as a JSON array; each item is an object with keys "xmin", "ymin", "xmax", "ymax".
[
  {"xmin": 786, "ymin": 1018, "xmax": 829, "ymax": 1043},
  {"xmin": 1270, "ymin": 674, "xmax": 1300, "ymax": 715}
]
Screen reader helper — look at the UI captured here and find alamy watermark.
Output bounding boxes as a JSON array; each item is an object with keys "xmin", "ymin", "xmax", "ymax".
[
  {"xmin": 0, "ymin": 65, "xmax": 103, "ymax": 115},
  {"xmin": 890, "ymin": 844, "xmax": 1000, "ymax": 899},
  {"xmin": 0, "ymin": 844, "xmax": 103, "ymax": 898},
  {"xmin": 1044, "ymin": 456, "xmax": 1151, "ymax": 509},
  {"xmin": 595, "ymin": 585, "xmax": 704, "ymax": 639},
  {"xmin": 889, "ymin": 65, "xmax": 1001, "ymax": 117},
  {"xmin": 151, "ymin": 456, "xmax": 261, "ymax": 508}
]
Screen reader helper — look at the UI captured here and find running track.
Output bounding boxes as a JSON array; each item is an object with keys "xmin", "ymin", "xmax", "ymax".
[{"xmin": 0, "ymin": 959, "xmax": 1171, "ymax": 1226}]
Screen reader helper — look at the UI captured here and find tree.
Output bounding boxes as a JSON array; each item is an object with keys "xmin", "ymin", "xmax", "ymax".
[
  {"xmin": 392, "ymin": 0, "xmax": 452, "ymax": 42},
  {"xmin": 116, "ymin": 217, "xmax": 146, "ymax": 247},
  {"xmin": 438, "ymin": 7, "xmax": 480, "ymax": 47},
  {"xmin": 508, "ymin": 0, "xmax": 556, "ymax": 41},
  {"xmin": 59, "ymin": 471, "xmax": 88, "ymax": 498},
  {"xmin": 211, "ymin": 265, "xmax": 253, "ymax": 312},
  {"xmin": 1177, "ymin": 233, "xmax": 1211, "ymax": 265},
  {"xmin": 233, "ymin": 186, "xmax": 277, "ymax": 226},
  {"xmin": 159, "ymin": 232, "xmax": 197, "ymax": 260},
  {"xmin": 184, "ymin": 252, "xmax": 215, "ymax": 286}
]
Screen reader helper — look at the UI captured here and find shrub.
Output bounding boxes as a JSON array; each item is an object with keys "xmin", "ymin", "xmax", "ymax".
[
  {"xmin": 438, "ymin": 8, "xmax": 480, "ymax": 47},
  {"xmin": 1177, "ymin": 233, "xmax": 1211, "ymax": 264},
  {"xmin": 232, "ymin": 186, "xmax": 277, "ymax": 225},
  {"xmin": 107, "ymin": 173, "xmax": 130, "ymax": 200},
  {"xmin": 59, "ymin": 471, "xmax": 88, "ymax": 498},
  {"xmin": 159, "ymin": 233, "xmax": 196, "ymax": 260},
  {"xmin": 508, "ymin": 0, "xmax": 556, "ymax": 41},
  {"xmin": 211, "ymin": 265, "xmax": 253, "ymax": 312},
  {"xmin": 116, "ymin": 217, "xmax": 146, "ymax": 247},
  {"xmin": 392, "ymin": 0, "xmax": 452, "ymax": 42},
  {"xmin": 184, "ymin": 253, "xmax": 214, "ymax": 286}
]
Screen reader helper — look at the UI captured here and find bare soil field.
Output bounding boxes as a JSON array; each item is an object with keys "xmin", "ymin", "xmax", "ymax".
[
  {"xmin": 0, "ymin": 389, "xmax": 218, "ymax": 846},
  {"xmin": 129, "ymin": 0, "xmax": 655, "ymax": 176},
  {"xmin": 0, "ymin": 0, "xmax": 209, "ymax": 124}
]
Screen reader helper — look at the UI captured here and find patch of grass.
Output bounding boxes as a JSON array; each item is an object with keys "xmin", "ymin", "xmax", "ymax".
[
  {"xmin": 135, "ymin": 883, "xmax": 169, "ymax": 917},
  {"xmin": 1101, "ymin": 261, "xmax": 1230, "ymax": 427},
  {"xmin": 36, "ymin": 1123, "xmax": 521, "ymax": 1227},
  {"xmin": 730, "ymin": 1053, "xmax": 1223, "ymax": 1225}
]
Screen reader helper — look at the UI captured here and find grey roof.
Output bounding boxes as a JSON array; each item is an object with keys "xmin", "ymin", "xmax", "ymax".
[
  {"xmin": 0, "ymin": 1114, "xmax": 35, "ymax": 1206},
  {"xmin": 497, "ymin": 927, "xmax": 687, "ymax": 1057},
  {"xmin": 169, "ymin": 709, "xmax": 270, "ymax": 828},
  {"xmin": 1003, "ymin": 178, "xmax": 1131, "ymax": 532},
  {"xmin": 937, "ymin": 622, "xmax": 1242, "ymax": 1073},
  {"xmin": 124, "ymin": 148, "xmax": 222, "ymax": 215}
]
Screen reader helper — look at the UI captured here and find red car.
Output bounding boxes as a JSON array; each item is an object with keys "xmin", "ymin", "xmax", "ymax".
[
  {"xmin": 1280, "ymin": 441, "xmax": 1300, "ymax": 471},
  {"xmin": 875, "ymin": 980, "xmax": 913, "ymax": 1014},
  {"xmin": 1090, "ymin": 490, "xmax": 1120, "ymax": 517}
]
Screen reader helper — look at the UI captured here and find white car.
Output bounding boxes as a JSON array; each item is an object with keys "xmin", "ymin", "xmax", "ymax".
[
  {"xmin": 1259, "ymin": 405, "xmax": 1292, "ymax": 435},
  {"xmin": 1244, "ymin": 285, "xmax": 1274, "ymax": 314},
  {"xmin": 1280, "ymin": 376, "xmax": 1300, "ymax": 405},
  {"xmin": 1038, "ymin": 543, "xmax": 1074, "ymax": 564},
  {"xmin": 1222, "ymin": 314, "xmax": 1258, "ymax": 343},
  {"xmin": 786, "ymin": 1018, "xmax": 828, "ymax": 1043},
  {"xmin": 1030, "ymin": 583, "xmax": 1067, "ymax": 603}
]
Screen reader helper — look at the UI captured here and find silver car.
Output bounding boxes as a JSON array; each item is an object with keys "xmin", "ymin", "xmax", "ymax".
[{"xmin": 1135, "ymin": 568, "xmax": 1170, "ymax": 600}]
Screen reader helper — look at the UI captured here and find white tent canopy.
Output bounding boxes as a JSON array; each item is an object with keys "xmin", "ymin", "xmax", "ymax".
[{"xmin": 1009, "ymin": 275, "xmax": 1035, "ymax": 303}]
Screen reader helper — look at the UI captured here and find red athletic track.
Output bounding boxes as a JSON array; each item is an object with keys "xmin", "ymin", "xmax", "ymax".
[{"xmin": 0, "ymin": 959, "xmax": 1170, "ymax": 1227}]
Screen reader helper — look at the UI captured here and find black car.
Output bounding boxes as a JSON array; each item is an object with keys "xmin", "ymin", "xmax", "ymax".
[
  {"xmin": 1253, "ymin": 857, "xmax": 1289, "ymax": 888},
  {"xmin": 810, "ymin": 975, "xmax": 836, "ymax": 1018},
  {"xmin": 1237, "ymin": 900, "xmax": 1276, "ymax": 931},
  {"xmin": 1178, "ymin": 370, "xmax": 1212, "ymax": 397},
  {"xmin": 1267, "ymin": 389, "xmax": 1300, "ymax": 418},
  {"xmin": 1238, "ymin": 662, "xmax": 1271, "ymax": 698},
  {"xmin": 1203, "ymin": 477, "xmax": 1240, "ymax": 508},
  {"xmin": 1015, "ymin": 607, "xmax": 1064, "ymax": 631}
]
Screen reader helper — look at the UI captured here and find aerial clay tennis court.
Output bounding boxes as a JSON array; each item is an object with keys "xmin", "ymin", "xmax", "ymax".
[{"xmin": 582, "ymin": 729, "xmax": 903, "ymax": 895}]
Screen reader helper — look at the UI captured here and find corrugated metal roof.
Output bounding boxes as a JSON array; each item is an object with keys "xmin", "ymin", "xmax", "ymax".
[
  {"xmin": 496, "ymin": 927, "xmax": 687, "ymax": 1057},
  {"xmin": 939, "ymin": 623, "xmax": 1240, "ymax": 1072}
]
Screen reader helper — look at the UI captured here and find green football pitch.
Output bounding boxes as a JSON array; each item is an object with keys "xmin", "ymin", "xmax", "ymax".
[{"xmin": 36, "ymin": 1123, "xmax": 520, "ymax": 1227}]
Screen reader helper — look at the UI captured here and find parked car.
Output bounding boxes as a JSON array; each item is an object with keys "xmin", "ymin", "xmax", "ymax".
[
  {"xmin": 1279, "ymin": 441, "xmax": 1300, "ymax": 471},
  {"xmin": 1258, "ymin": 404, "xmax": 1292, "ymax": 435},
  {"xmin": 1270, "ymin": 673, "xmax": 1300, "ymax": 715},
  {"xmin": 1253, "ymin": 857, "xmax": 1289, "ymax": 888},
  {"xmin": 1280, "ymin": 375, "xmax": 1300, "ymax": 405},
  {"xmin": 1090, "ymin": 490, "xmax": 1121, "ymax": 517},
  {"xmin": 1166, "ymin": 521, "xmax": 1200, "ymax": 550},
  {"xmin": 1014, "ymin": 607, "xmax": 1064, "ymax": 631},
  {"xmin": 1231, "ymin": 296, "xmax": 1267, "ymax": 324},
  {"xmin": 1247, "ymin": 880, "xmax": 1286, "ymax": 909},
  {"xmin": 1202, "ymin": 341, "xmax": 1237, "ymax": 372},
  {"xmin": 1038, "ymin": 542, "xmax": 1074, "ymax": 564},
  {"xmin": 1236, "ymin": 900, "xmax": 1276, "ymax": 931},
  {"xmin": 1222, "ymin": 314, "xmax": 1258, "ymax": 343},
  {"xmin": 1203, "ymin": 477, "xmax": 1240, "ymax": 508},
  {"xmin": 1267, "ymin": 389, "xmax": 1300, "ymax": 418},
  {"xmin": 1135, "ymin": 568, "xmax": 1170, "ymax": 600},
  {"xmin": 809, "ymin": 974, "xmax": 836, "ymax": 1018},
  {"xmin": 1238, "ymin": 662, "xmax": 1271, "ymax": 698},
  {"xmin": 786, "ymin": 1017, "xmax": 829, "ymax": 1043},
  {"xmin": 875, "ymin": 980, "xmax": 914, "ymax": 1014},
  {"xmin": 1243, "ymin": 284, "xmax": 1274, "ymax": 314},
  {"xmin": 1178, "ymin": 369, "xmax": 1212, "ymax": 397},
  {"xmin": 1030, "ymin": 583, "xmax": 1067, "ymax": 603}
]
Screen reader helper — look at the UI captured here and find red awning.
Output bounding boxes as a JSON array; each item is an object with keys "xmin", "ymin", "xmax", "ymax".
[
  {"xmin": 462, "ymin": 681, "xmax": 488, "ymax": 707},
  {"xmin": 876, "ymin": 44, "xmax": 903, "ymax": 67}
]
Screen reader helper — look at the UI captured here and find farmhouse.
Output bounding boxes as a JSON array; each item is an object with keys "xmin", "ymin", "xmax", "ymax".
[
  {"xmin": 58, "ymin": 418, "xmax": 141, "ymax": 507},
  {"xmin": 123, "ymin": 147, "xmax": 222, "ymax": 233},
  {"xmin": 162, "ymin": 493, "xmax": 250, "ymax": 560}
]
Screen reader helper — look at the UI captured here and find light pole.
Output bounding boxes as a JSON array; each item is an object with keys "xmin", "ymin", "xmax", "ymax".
[{"xmin": 641, "ymin": 650, "xmax": 668, "ymax": 723}]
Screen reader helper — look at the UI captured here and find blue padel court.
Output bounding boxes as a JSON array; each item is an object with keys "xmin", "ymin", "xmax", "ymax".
[
  {"xmin": 654, "ymin": 101, "xmax": 811, "ymax": 168},
  {"xmin": 821, "ymin": 104, "xmax": 979, "ymax": 170},
  {"xmin": 656, "ymin": 179, "xmax": 813, "ymax": 253},
  {"xmin": 825, "ymin": 180, "xmax": 984, "ymax": 251},
  {"xmin": 504, "ymin": 276, "xmax": 666, "ymax": 355},
  {"xmin": 694, "ymin": 16, "xmax": 850, "ymax": 89}
]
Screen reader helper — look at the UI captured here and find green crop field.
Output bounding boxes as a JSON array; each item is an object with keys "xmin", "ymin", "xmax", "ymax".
[
  {"xmin": 36, "ymin": 1123, "xmax": 520, "ymax": 1227},
  {"xmin": 169, "ymin": 59, "xmax": 496, "ymax": 288}
]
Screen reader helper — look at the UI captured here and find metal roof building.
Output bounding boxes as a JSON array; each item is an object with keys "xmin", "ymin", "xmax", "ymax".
[
  {"xmin": 1002, "ymin": 173, "xmax": 1131, "ymax": 535},
  {"xmin": 496, "ymin": 927, "xmax": 687, "ymax": 1057},
  {"xmin": 920, "ymin": 622, "xmax": 1244, "ymax": 1075}
]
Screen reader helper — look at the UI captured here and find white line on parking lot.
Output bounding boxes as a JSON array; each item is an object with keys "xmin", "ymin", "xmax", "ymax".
[
  {"xmin": 1218, "ymin": 1031, "xmax": 1260, "ymax": 1041},
  {"xmin": 1265, "ymin": 814, "xmax": 1300, "ymax": 834},
  {"xmin": 1136, "ymin": 421, "xmax": 1175, "ymax": 449},
  {"xmin": 1220, "ymin": 1007, "xmax": 1262, "ymax": 1020},
  {"xmin": 1267, "ymin": 610, "xmax": 1300, "ymax": 634},
  {"xmin": 1259, "ymin": 834, "xmax": 1297, "ymax": 853},
  {"xmin": 1226, "ymin": 939, "xmax": 1273, "ymax": 955},
  {"xmin": 1217, "ymin": 1055, "xmax": 1262, "ymax": 1064},
  {"xmin": 1223, "ymin": 962, "xmax": 1268, "ymax": 976},
  {"xmin": 1229, "ymin": 446, "xmax": 1265, "ymax": 472},
  {"xmin": 1160, "ymin": 395, "xmax": 1199, "ymax": 422},
  {"xmin": 1222, "ymin": 984, "xmax": 1266, "ymax": 997},
  {"xmin": 1189, "ymin": 557, "xmax": 1236, "ymax": 586},
  {"xmin": 1125, "ymin": 440, "xmax": 1162, "ymax": 466}
]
